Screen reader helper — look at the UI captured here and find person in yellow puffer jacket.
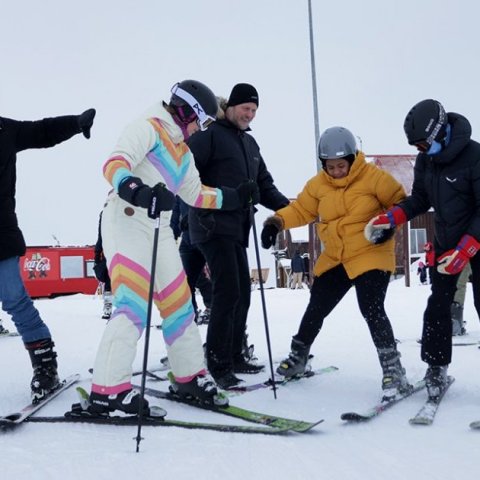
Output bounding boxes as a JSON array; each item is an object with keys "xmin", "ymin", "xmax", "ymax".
[{"xmin": 261, "ymin": 126, "xmax": 411, "ymax": 400}]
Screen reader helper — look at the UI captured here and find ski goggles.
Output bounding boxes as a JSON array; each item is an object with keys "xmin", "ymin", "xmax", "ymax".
[
  {"xmin": 171, "ymin": 84, "xmax": 216, "ymax": 131},
  {"xmin": 414, "ymin": 140, "xmax": 430, "ymax": 153}
]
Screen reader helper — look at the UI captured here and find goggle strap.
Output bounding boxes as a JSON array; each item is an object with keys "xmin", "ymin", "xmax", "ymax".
[{"xmin": 171, "ymin": 84, "xmax": 215, "ymax": 130}]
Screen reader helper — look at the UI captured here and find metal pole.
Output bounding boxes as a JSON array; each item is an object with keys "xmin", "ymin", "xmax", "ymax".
[
  {"xmin": 135, "ymin": 216, "xmax": 161, "ymax": 452},
  {"xmin": 307, "ymin": 0, "xmax": 322, "ymax": 266},
  {"xmin": 308, "ymin": 0, "xmax": 320, "ymax": 171}
]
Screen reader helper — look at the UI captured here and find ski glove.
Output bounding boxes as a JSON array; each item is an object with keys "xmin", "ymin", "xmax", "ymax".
[
  {"xmin": 77, "ymin": 108, "xmax": 96, "ymax": 139},
  {"xmin": 118, "ymin": 176, "xmax": 175, "ymax": 219},
  {"xmin": 221, "ymin": 180, "xmax": 261, "ymax": 210},
  {"xmin": 261, "ymin": 215, "xmax": 283, "ymax": 249},
  {"xmin": 364, "ymin": 206, "xmax": 407, "ymax": 244},
  {"xmin": 236, "ymin": 180, "xmax": 260, "ymax": 207},
  {"xmin": 437, "ymin": 234, "xmax": 480, "ymax": 275}
]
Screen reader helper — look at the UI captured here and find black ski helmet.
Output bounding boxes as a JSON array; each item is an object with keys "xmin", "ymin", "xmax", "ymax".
[
  {"xmin": 170, "ymin": 79, "xmax": 218, "ymax": 131},
  {"xmin": 317, "ymin": 126, "xmax": 357, "ymax": 164},
  {"xmin": 403, "ymin": 99, "xmax": 448, "ymax": 149}
]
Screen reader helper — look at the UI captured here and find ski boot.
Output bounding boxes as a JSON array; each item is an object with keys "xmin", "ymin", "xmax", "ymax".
[
  {"xmin": 424, "ymin": 365, "xmax": 448, "ymax": 400},
  {"xmin": 102, "ymin": 291, "xmax": 113, "ymax": 320},
  {"xmin": 25, "ymin": 338, "xmax": 60, "ymax": 403},
  {"xmin": 276, "ymin": 337, "xmax": 311, "ymax": 378},
  {"xmin": 88, "ymin": 389, "xmax": 150, "ymax": 415},
  {"xmin": 0, "ymin": 321, "xmax": 11, "ymax": 336},
  {"xmin": 169, "ymin": 372, "xmax": 228, "ymax": 406},
  {"xmin": 451, "ymin": 302, "xmax": 466, "ymax": 336},
  {"xmin": 233, "ymin": 333, "xmax": 265, "ymax": 374},
  {"xmin": 197, "ymin": 307, "xmax": 211, "ymax": 325},
  {"xmin": 378, "ymin": 347, "xmax": 412, "ymax": 400}
]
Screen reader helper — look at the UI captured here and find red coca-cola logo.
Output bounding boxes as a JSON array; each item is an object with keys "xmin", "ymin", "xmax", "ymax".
[{"xmin": 23, "ymin": 254, "xmax": 51, "ymax": 279}]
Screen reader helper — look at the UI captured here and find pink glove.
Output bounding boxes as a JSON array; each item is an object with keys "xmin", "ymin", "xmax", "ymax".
[{"xmin": 437, "ymin": 234, "xmax": 480, "ymax": 275}]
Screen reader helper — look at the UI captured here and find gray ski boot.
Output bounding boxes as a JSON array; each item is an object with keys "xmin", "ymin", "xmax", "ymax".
[
  {"xmin": 451, "ymin": 302, "xmax": 466, "ymax": 336},
  {"xmin": 378, "ymin": 347, "xmax": 412, "ymax": 400},
  {"xmin": 276, "ymin": 337, "xmax": 311, "ymax": 378},
  {"xmin": 425, "ymin": 365, "xmax": 449, "ymax": 400}
]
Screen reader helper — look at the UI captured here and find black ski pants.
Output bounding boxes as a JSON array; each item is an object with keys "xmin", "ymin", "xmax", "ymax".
[
  {"xmin": 198, "ymin": 238, "xmax": 251, "ymax": 377},
  {"xmin": 179, "ymin": 239, "xmax": 211, "ymax": 315},
  {"xmin": 422, "ymin": 252, "xmax": 480, "ymax": 366},
  {"xmin": 294, "ymin": 265, "xmax": 396, "ymax": 351}
]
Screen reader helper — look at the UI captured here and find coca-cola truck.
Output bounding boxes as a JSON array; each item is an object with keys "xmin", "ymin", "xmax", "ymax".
[{"xmin": 20, "ymin": 246, "xmax": 98, "ymax": 298}]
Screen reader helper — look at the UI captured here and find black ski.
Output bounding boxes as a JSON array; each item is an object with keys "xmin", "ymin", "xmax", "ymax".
[
  {"xmin": 227, "ymin": 365, "xmax": 338, "ymax": 395},
  {"xmin": 409, "ymin": 376, "xmax": 455, "ymax": 425},
  {"xmin": 0, "ymin": 374, "xmax": 80, "ymax": 431},
  {"xmin": 133, "ymin": 384, "xmax": 323, "ymax": 433},
  {"xmin": 341, "ymin": 379, "xmax": 426, "ymax": 422}
]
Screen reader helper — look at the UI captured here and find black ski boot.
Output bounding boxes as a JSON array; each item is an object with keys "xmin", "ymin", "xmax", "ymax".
[
  {"xmin": 233, "ymin": 333, "xmax": 265, "ymax": 374},
  {"xmin": 276, "ymin": 338, "xmax": 311, "ymax": 378},
  {"xmin": 88, "ymin": 389, "xmax": 150, "ymax": 415},
  {"xmin": 378, "ymin": 347, "xmax": 411, "ymax": 400},
  {"xmin": 425, "ymin": 365, "xmax": 448, "ymax": 400},
  {"xmin": 0, "ymin": 321, "xmax": 10, "ymax": 336},
  {"xmin": 25, "ymin": 338, "xmax": 60, "ymax": 403},
  {"xmin": 197, "ymin": 307, "xmax": 211, "ymax": 325},
  {"xmin": 169, "ymin": 373, "xmax": 228, "ymax": 406}
]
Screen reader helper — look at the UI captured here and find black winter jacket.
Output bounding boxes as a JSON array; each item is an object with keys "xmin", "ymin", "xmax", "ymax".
[
  {"xmin": 187, "ymin": 118, "xmax": 289, "ymax": 246},
  {"xmin": 0, "ymin": 115, "xmax": 82, "ymax": 261},
  {"xmin": 398, "ymin": 113, "xmax": 480, "ymax": 256}
]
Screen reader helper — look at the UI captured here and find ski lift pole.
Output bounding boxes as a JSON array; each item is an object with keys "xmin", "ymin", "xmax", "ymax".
[{"xmin": 135, "ymin": 215, "xmax": 161, "ymax": 452}]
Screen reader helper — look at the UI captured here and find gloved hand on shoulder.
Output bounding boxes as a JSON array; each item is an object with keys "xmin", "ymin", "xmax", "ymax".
[
  {"xmin": 77, "ymin": 108, "xmax": 96, "ymax": 139},
  {"xmin": 261, "ymin": 215, "xmax": 283, "ymax": 249},
  {"xmin": 437, "ymin": 234, "xmax": 480, "ymax": 275},
  {"xmin": 364, "ymin": 206, "xmax": 407, "ymax": 244},
  {"xmin": 118, "ymin": 176, "xmax": 175, "ymax": 219}
]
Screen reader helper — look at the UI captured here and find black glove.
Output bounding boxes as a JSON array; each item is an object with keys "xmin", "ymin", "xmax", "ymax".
[
  {"xmin": 236, "ymin": 180, "xmax": 260, "ymax": 208},
  {"xmin": 261, "ymin": 215, "xmax": 283, "ymax": 248},
  {"xmin": 261, "ymin": 224, "xmax": 279, "ymax": 249},
  {"xmin": 118, "ymin": 176, "xmax": 175, "ymax": 219},
  {"xmin": 77, "ymin": 108, "xmax": 96, "ymax": 139}
]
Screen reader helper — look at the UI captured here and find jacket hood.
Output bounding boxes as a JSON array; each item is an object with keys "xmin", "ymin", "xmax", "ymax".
[{"xmin": 322, "ymin": 151, "xmax": 367, "ymax": 187}]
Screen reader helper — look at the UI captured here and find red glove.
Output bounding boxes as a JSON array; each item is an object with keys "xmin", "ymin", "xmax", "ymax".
[
  {"xmin": 364, "ymin": 206, "xmax": 407, "ymax": 243},
  {"xmin": 437, "ymin": 234, "xmax": 480, "ymax": 275}
]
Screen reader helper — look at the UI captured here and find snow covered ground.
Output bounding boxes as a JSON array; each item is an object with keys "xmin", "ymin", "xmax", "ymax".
[{"xmin": 1, "ymin": 277, "xmax": 478, "ymax": 480}]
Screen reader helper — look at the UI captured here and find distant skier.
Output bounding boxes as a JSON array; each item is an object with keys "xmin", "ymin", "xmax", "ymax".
[
  {"xmin": 417, "ymin": 261, "xmax": 427, "ymax": 285},
  {"xmin": 0, "ymin": 107, "xmax": 96, "ymax": 401}
]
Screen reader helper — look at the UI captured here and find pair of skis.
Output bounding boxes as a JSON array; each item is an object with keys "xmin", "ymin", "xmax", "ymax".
[
  {"xmin": 5, "ymin": 366, "xmax": 337, "ymax": 435},
  {"xmin": 341, "ymin": 377, "xmax": 455, "ymax": 426}
]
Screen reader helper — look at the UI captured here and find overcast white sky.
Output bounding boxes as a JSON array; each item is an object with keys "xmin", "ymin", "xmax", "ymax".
[{"xmin": 1, "ymin": 0, "xmax": 479, "ymax": 249}]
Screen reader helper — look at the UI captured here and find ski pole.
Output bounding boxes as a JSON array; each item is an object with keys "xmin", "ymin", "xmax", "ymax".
[
  {"xmin": 249, "ymin": 206, "xmax": 278, "ymax": 400},
  {"xmin": 135, "ymin": 215, "xmax": 161, "ymax": 452}
]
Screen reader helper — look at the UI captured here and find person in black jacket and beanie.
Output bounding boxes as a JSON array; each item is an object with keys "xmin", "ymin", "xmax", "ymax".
[
  {"xmin": 187, "ymin": 83, "xmax": 289, "ymax": 389},
  {"xmin": 0, "ymin": 108, "xmax": 96, "ymax": 401},
  {"xmin": 365, "ymin": 99, "xmax": 480, "ymax": 401}
]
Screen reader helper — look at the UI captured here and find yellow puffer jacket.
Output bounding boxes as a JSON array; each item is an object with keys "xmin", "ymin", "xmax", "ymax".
[{"xmin": 275, "ymin": 152, "xmax": 406, "ymax": 279}]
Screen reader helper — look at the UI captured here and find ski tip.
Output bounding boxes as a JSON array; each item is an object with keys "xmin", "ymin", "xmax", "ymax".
[{"xmin": 340, "ymin": 413, "xmax": 368, "ymax": 422}]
